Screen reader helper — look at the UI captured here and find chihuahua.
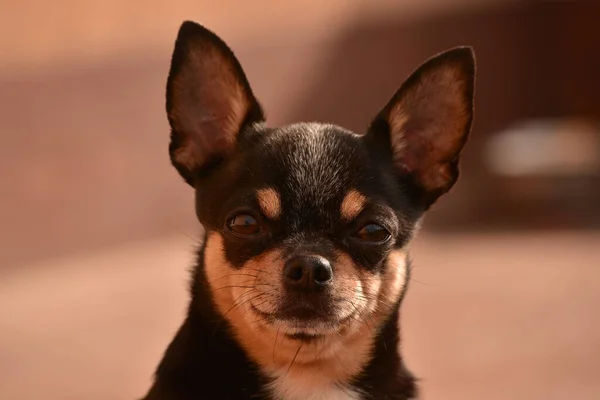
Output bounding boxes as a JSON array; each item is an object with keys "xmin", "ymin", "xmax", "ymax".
[{"xmin": 142, "ymin": 21, "xmax": 475, "ymax": 400}]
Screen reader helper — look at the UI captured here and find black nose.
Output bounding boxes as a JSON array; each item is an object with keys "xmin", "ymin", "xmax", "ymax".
[{"xmin": 283, "ymin": 255, "xmax": 333, "ymax": 292}]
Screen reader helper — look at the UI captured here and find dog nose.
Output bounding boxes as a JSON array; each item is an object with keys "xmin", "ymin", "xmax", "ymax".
[{"xmin": 283, "ymin": 255, "xmax": 333, "ymax": 292}]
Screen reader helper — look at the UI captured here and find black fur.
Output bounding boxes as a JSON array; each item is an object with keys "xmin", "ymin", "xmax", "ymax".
[{"xmin": 142, "ymin": 20, "xmax": 475, "ymax": 400}]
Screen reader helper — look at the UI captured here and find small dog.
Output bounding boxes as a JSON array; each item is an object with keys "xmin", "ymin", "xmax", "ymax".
[{"xmin": 142, "ymin": 21, "xmax": 475, "ymax": 400}]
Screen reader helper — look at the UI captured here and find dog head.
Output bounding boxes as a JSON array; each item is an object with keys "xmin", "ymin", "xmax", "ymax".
[{"xmin": 166, "ymin": 21, "xmax": 474, "ymax": 372}]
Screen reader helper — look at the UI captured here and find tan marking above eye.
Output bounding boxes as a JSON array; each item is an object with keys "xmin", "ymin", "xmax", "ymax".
[
  {"xmin": 340, "ymin": 190, "xmax": 367, "ymax": 220},
  {"xmin": 256, "ymin": 188, "xmax": 281, "ymax": 219}
]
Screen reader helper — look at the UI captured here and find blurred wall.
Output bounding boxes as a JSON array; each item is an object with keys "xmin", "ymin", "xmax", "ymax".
[
  {"xmin": 7, "ymin": 0, "xmax": 600, "ymax": 266},
  {"xmin": 0, "ymin": 0, "xmax": 515, "ymax": 73},
  {"xmin": 0, "ymin": 0, "xmax": 520, "ymax": 268}
]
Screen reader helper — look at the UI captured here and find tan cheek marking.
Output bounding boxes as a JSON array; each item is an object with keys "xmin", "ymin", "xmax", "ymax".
[
  {"xmin": 204, "ymin": 232, "xmax": 283, "ymax": 328},
  {"xmin": 256, "ymin": 188, "xmax": 282, "ymax": 219},
  {"xmin": 334, "ymin": 249, "xmax": 408, "ymax": 373},
  {"xmin": 203, "ymin": 232, "xmax": 236, "ymax": 317},
  {"xmin": 332, "ymin": 252, "xmax": 367, "ymax": 320},
  {"xmin": 376, "ymin": 249, "xmax": 408, "ymax": 321},
  {"xmin": 340, "ymin": 190, "xmax": 367, "ymax": 220},
  {"xmin": 202, "ymin": 235, "xmax": 296, "ymax": 368},
  {"xmin": 306, "ymin": 248, "xmax": 408, "ymax": 391},
  {"xmin": 379, "ymin": 249, "xmax": 408, "ymax": 355},
  {"xmin": 204, "ymin": 233, "xmax": 282, "ymax": 368}
]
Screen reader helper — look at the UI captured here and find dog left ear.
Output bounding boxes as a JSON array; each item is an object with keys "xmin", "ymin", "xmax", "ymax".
[
  {"xmin": 166, "ymin": 21, "xmax": 265, "ymax": 185},
  {"xmin": 368, "ymin": 47, "xmax": 475, "ymax": 208}
]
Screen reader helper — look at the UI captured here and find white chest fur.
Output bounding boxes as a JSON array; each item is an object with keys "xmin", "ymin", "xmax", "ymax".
[{"xmin": 268, "ymin": 371, "xmax": 363, "ymax": 400}]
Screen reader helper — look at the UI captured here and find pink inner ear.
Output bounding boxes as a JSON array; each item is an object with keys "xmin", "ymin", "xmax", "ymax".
[
  {"xmin": 397, "ymin": 134, "xmax": 453, "ymax": 191},
  {"xmin": 191, "ymin": 123, "xmax": 236, "ymax": 160},
  {"xmin": 400, "ymin": 124, "xmax": 465, "ymax": 188},
  {"xmin": 390, "ymin": 99, "xmax": 468, "ymax": 192},
  {"xmin": 168, "ymin": 45, "xmax": 254, "ymax": 172},
  {"xmin": 396, "ymin": 130, "xmax": 434, "ymax": 173},
  {"xmin": 387, "ymin": 65, "xmax": 472, "ymax": 192}
]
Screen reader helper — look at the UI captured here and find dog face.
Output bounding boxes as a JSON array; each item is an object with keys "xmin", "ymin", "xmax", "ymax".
[
  {"xmin": 198, "ymin": 123, "xmax": 414, "ymax": 343},
  {"xmin": 166, "ymin": 21, "xmax": 474, "ymax": 373}
]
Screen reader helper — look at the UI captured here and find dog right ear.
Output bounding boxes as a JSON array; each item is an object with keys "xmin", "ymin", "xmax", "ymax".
[
  {"xmin": 367, "ymin": 47, "xmax": 475, "ymax": 209},
  {"xmin": 166, "ymin": 21, "xmax": 264, "ymax": 185}
]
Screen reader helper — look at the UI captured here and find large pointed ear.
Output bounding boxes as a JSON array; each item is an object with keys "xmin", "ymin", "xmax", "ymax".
[
  {"xmin": 368, "ymin": 47, "xmax": 475, "ymax": 208},
  {"xmin": 166, "ymin": 21, "xmax": 265, "ymax": 185}
]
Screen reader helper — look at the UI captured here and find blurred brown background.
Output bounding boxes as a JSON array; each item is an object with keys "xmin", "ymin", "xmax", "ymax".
[{"xmin": 1, "ymin": 0, "xmax": 599, "ymax": 399}]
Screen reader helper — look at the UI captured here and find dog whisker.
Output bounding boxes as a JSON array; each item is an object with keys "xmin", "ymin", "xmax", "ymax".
[
  {"xmin": 220, "ymin": 290, "xmax": 263, "ymax": 320},
  {"xmin": 286, "ymin": 343, "xmax": 304, "ymax": 375},
  {"xmin": 273, "ymin": 327, "xmax": 281, "ymax": 361},
  {"xmin": 212, "ymin": 273, "xmax": 259, "ymax": 281},
  {"xmin": 213, "ymin": 283, "xmax": 273, "ymax": 291}
]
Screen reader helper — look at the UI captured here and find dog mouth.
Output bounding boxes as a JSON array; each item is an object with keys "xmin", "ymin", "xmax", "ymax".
[
  {"xmin": 251, "ymin": 304, "xmax": 330, "ymax": 322},
  {"xmin": 250, "ymin": 302, "xmax": 357, "ymax": 340},
  {"xmin": 284, "ymin": 332, "xmax": 323, "ymax": 342}
]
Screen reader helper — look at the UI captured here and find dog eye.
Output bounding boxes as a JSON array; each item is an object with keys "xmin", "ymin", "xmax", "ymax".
[
  {"xmin": 227, "ymin": 214, "xmax": 260, "ymax": 235},
  {"xmin": 354, "ymin": 223, "xmax": 390, "ymax": 243}
]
